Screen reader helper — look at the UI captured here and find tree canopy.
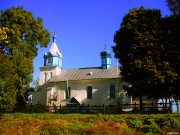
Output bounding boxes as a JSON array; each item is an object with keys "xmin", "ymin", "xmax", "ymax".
[
  {"xmin": 113, "ymin": 7, "xmax": 178, "ymax": 108},
  {"xmin": 0, "ymin": 6, "xmax": 50, "ymax": 111},
  {"xmin": 166, "ymin": 0, "xmax": 180, "ymax": 16},
  {"xmin": 0, "ymin": 27, "xmax": 8, "ymax": 42},
  {"xmin": 0, "ymin": 51, "xmax": 16, "ymax": 112}
]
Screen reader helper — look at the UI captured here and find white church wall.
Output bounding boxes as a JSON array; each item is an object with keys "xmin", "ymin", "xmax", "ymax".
[
  {"xmin": 32, "ymin": 79, "xmax": 131, "ymax": 107},
  {"xmin": 39, "ymin": 66, "xmax": 61, "ymax": 85},
  {"xmin": 32, "ymin": 88, "xmax": 47, "ymax": 106},
  {"xmin": 49, "ymin": 79, "xmax": 130, "ymax": 106}
]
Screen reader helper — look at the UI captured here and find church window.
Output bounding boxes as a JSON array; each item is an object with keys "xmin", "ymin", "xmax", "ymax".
[
  {"xmin": 47, "ymin": 58, "xmax": 51, "ymax": 64},
  {"xmin": 66, "ymin": 87, "xmax": 71, "ymax": 99},
  {"xmin": 50, "ymin": 72, "xmax": 53, "ymax": 78},
  {"xmin": 102, "ymin": 58, "xmax": 106, "ymax": 64},
  {"xmin": 87, "ymin": 86, "xmax": 92, "ymax": 99},
  {"xmin": 110, "ymin": 85, "xmax": 115, "ymax": 98},
  {"xmin": 44, "ymin": 72, "xmax": 47, "ymax": 83}
]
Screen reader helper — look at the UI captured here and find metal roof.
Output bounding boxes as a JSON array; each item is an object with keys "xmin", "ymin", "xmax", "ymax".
[
  {"xmin": 49, "ymin": 42, "xmax": 62, "ymax": 57},
  {"xmin": 50, "ymin": 66, "xmax": 120, "ymax": 82}
]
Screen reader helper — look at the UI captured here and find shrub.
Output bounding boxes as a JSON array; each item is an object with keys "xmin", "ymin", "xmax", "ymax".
[
  {"xmin": 157, "ymin": 117, "xmax": 180, "ymax": 128},
  {"xmin": 168, "ymin": 117, "xmax": 180, "ymax": 128},
  {"xmin": 128, "ymin": 119, "xmax": 143, "ymax": 129},
  {"xmin": 144, "ymin": 118, "xmax": 155, "ymax": 125},
  {"xmin": 40, "ymin": 124, "xmax": 65, "ymax": 135},
  {"xmin": 143, "ymin": 124, "xmax": 161, "ymax": 133}
]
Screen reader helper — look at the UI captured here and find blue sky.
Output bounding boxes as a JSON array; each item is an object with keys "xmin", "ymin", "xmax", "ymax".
[{"xmin": 0, "ymin": 0, "xmax": 170, "ymax": 81}]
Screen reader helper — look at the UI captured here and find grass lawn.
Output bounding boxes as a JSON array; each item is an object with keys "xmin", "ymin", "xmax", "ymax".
[{"xmin": 0, "ymin": 113, "xmax": 179, "ymax": 135}]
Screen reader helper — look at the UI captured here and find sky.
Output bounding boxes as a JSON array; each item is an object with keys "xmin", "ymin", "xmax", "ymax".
[{"xmin": 0, "ymin": 0, "xmax": 170, "ymax": 82}]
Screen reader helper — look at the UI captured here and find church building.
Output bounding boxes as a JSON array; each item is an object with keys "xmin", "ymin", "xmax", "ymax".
[{"xmin": 32, "ymin": 34, "xmax": 131, "ymax": 106}]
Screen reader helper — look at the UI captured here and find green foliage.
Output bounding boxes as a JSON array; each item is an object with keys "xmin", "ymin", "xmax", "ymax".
[
  {"xmin": 143, "ymin": 124, "xmax": 161, "ymax": 133},
  {"xmin": 113, "ymin": 6, "xmax": 179, "ymax": 103},
  {"xmin": 0, "ymin": 113, "xmax": 180, "ymax": 134},
  {"xmin": 0, "ymin": 6, "xmax": 50, "ymax": 107},
  {"xmin": 158, "ymin": 117, "xmax": 180, "ymax": 128},
  {"xmin": 40, "ymin": 124, "xmax": 65, "ymax": 135},
  {"xmin": 127, "ymin": 119, "xmax": 143, "ymax": 129},
  {"xmin": 122, "ymin": 126, "xmax": 132, "ymax": 132},
  {"xmin": 143, "ymin": 118, "xmax": 155, "ymax": 125},
  {"xmin": 166, "ymin": 0, "xmax": 180, "ymax": 16},
  {"xmin": 0, "ymin": 27, "xmax": 8, "ymax": 42},
  {"xmin": 0, "ymin": 52, "xmax": 16, "ymax": 112}
]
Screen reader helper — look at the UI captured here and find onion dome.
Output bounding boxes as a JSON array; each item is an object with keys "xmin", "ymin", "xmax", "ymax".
[
  {"xmin": 100, "ymin": 42, "xmax": 112, "ymax": 69},
  {"xmin": 100, "ymin": 44, "xmax": 111, "ymax": 58}
]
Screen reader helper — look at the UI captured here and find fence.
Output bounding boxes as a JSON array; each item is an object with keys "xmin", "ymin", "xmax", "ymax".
[{"xmin": 20, "ymin": 102, "xmax": 175, "ymax": 114}]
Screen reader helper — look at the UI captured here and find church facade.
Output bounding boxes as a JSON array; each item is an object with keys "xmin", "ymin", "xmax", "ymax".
[{"xmin": 32, "ymin": 35, "xmax": 131, "ymax": 106}]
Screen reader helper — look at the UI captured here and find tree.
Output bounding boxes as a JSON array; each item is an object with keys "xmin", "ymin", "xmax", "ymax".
[
  {"xmin": 166, "ymin": 0, "xmax": 180, "ymax": 112},
  {"xmin": 113, "ymin": 7, "xmax": 178, "ymax": 110},
  {"xmin": 0, "ymin": 51, "xmax": 16, "ymax": 112},
  {"xmin": 166, "ymin": 0, "xmax": 180, "ymax": 16},
  {"xmin": 0, "ymin": 6, "xmax": 50, "ymax": 106},
  {"xmin": 0, "ymin": 27, "xmax": 8, "ymax": 42}
]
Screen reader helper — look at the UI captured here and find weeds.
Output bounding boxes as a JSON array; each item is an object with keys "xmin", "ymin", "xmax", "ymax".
[
  {"xmin": 0, "ymin": 113, "xmax": 179, "ymax": 135},
  {"xmin": 127, "ymin": 119, "xmax": 143, "ymax": 129},
  {"xmin": 143, "ymin": 124, "xmax": 161, "ymax": 133}
]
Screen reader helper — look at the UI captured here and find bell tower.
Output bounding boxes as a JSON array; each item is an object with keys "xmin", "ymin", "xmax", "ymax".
[
  {"xmin": 100, "ymin": 42, "xmax": 112, "ymax": 69},
  {"xmin": 44, "ymin": 34, "xmax": 63, "ymax": 68},
  {"xmin": 39, "ymin": 34, "xmax": 62, "ymax": 85}
]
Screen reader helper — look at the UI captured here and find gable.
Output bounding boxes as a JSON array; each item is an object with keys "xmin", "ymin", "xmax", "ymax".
[{"xmin": 67, "ymin": 97, "xmax": 80, "ymax": 105}]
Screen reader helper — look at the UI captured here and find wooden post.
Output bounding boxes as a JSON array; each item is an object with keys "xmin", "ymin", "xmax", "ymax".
[
  {"xmin": 30, "ymin": 103, "xmax": 33, "ymax": 113},
  {"xmin": 102, "ymin": 104, "xmax": 105, "ymax": 114},
  {"xmin": 87, "ymin": 104, "xmax": 89, "ymax": 113},
  {"xmin": 118, "ymin": 104, "xmax": 120, "ymax": 113},
  {"xmin": 135, "ymin": 102, "xmax": 136, "ymax": 109},
  {"xmin": 66, "ymin": 105, "xmax": 68, "ymax": 114},
  {"xmin": 38, "ymin": 101, "xmax": 40, "ymax": 113},
  {"xmin": 59, "ymin": 104, "xmax": 61, "ymax": 113},
  {"xmin": 152, "ymin": 101, "xmax": 154, "ymax": 108}
]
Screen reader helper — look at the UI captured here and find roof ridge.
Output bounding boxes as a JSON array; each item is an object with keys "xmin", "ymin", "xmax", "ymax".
[{"xmin": 63, "ymin": 66, "xmax": 117, "ymax": 70}]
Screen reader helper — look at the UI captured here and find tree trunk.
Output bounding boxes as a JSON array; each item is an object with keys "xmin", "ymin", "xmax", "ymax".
[
  {"xmin": 139, "ymin": 96, "xmax": 143, "ymax": 111},
  {"xmin": 165, "ymin": 91, "xmax": 168, "ymax": 110},
  {"xmin": 176, "ymin": 99, "xmax": 179, "ymax": 113}
]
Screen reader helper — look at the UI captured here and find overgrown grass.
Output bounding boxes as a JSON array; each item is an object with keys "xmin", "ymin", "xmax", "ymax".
[{"xmin": 0, "ymin": 113, "xmax": 179, "ymax": 135}]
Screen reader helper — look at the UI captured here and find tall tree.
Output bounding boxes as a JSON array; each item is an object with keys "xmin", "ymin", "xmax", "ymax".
[
  {"xmin": 113, "ymin": 7, "xmax": 178, "ymax": 109},
  {"xmin": 0, "ymin": 27, "xmax": 8, "ymax": 41},
  {"xmin": 166, "ymin": 0, "xmax": 180, "ymax": 112},
  {"xmin": 0, "ymin": 6, "xmax": 50, "ymax": 105},
  {"xmin": 0, "ymin": 51, "xmax": 16, "ymax": 112},
  {"xmin": 166, "ymin": 0, "xmax": 180, "ymax": 16}
]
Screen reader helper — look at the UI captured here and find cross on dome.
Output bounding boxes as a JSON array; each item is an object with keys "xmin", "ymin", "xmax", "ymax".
[
  {"xmin": 52, "ymin": 33, "xmax": 56, "ymax": 43},
  {"xmin": 104, "ymin": 40, "xmax": 107, "ymax": 50}
]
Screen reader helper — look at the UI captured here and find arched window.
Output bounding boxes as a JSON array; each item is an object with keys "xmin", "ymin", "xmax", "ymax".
[
  {"xmin": 87, "ymin": 86, "xmax": 92, "ymax": 99},
  {"xmin": 50, "ymin": 72, "xmax": 53, "ymax": 78},
  {"xmin": 110, "ymin": 85, "xmax": 115, "ymax": 98},
  {"xmin": 44, "ymin": 72, "xmax": 47, "ymax": 83},
  {"xmin": 47, "ymin": 58, "xmax": 51, "ymax": 64}
]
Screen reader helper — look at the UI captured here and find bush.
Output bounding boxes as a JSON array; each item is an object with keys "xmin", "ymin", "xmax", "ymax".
[
  {"xmin": 40, "ymin": 124, "xmax": 65, "ymax": 135},
  {"xmin": 144, "ymin": 118, "xmax": 155, "ymax": 125},
  {"xmin": 168, "ymin": 117, "xmax": 180, "ymax": 128},
  {"xmin": 143, "ymin": 124, "xmax": 161, "ymax": 133},
  {"xmin": 157, "ymin": 117, "xmax": 180, "ymax": 128},
  {"xmin": 128, "ymin": 119, "xmax": 143, "ymax": 129}
]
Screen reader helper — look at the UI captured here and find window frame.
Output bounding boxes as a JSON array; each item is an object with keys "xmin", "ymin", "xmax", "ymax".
[
  {"xmin": 47, "ymin": 58, "xmax": 51, "ymax": 64},
  {"xmin": 44, "ymin": 72, "xmax": 47, "ymax": 83},
  {"xmin": 87, "ymin": 86, "xmax": 92, "ymax": 99},
  {"xmin": 109, "ymin": 84, "xmax": 116, "ymax": 98},
  {"xmin": 50, "ymin": 72, "xmax": 53, "ymax": 78}
]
